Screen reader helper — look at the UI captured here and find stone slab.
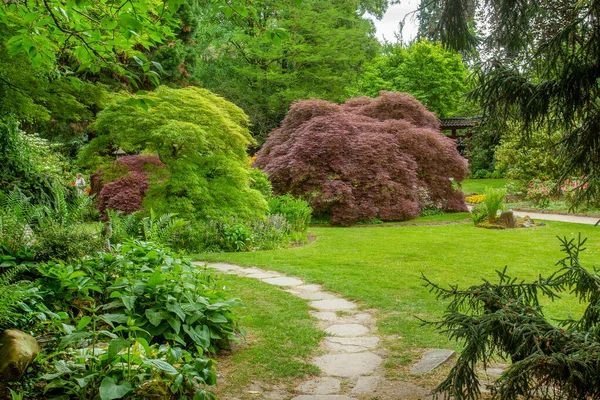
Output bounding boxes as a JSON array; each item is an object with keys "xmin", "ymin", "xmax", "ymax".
[
  {"xmin": 480, "ymin": 368, "xmax": 505, "ymax": 377},
  {"xmin": 411, "ymin": 349, "xmax": 457, "ymax": 374},
  {"xmin": 238, "ymin": 267, "xmax": 268, "ymax": 275},
  {"xmin": 245, "ymin": 272, "xmax": 282, "ymax": 279},
  {"xmin": 324, "ymin": 337, "xmax": 380, "ymax": 353},
  {"xmin": 294, "ymin": 284, "xmax": 323, "ymax": 292},
  {"xmin": 325, "ymin": 324, "xmax": 369, "ymax": 337},
  {"xmin": 262, "ymin": 276, "xmax": 304, "ymax": 286},
  {"xmin": 297, "ymin": 377, "xmax": 341, "ymax": 395},
  {"xmin": 353, "ymin": 313, "xmax": 373, "ymax": 322},
  {"xmin": 291, "ymin": 396, "xmax": 357, "ymax": 400},
  {"xmin": 310, "ymin": 312, "xmax": 339, "ymax": 322},
  {"xmin": 287, "ymin": 290, "xmax": 339, "ymax": 301},
  {"xmin": 310, "ymin": 299, "xmax": 357, "ymax": 311},
  {"xmin": 203, "ymin": 262, "xmax": 241, "ymax": 272},
  {"xmin": 314, "ymin": 352, "xmax": 382, "ymax": 377},
  {"xmin": 352, "ymin": 376, "xmax": 379, "ymax": 394}
]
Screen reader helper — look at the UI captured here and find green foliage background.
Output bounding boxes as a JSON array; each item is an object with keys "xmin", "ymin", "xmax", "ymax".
[{"xmin": 348, "ymin": 41, "xmax": 469, "ymax": 118}]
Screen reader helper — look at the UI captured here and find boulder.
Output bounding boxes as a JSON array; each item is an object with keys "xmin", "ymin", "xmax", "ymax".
[
  {"xmin": 497, "ymin": 210, "xmax": 517, "ymax": 228},
  {"xmin": 0, "ymin": 329, "xmax": 40, "ymax": 393},
  {"xmin": 517, "ymin": 216, "xmax": 535, "ymax": 228}
]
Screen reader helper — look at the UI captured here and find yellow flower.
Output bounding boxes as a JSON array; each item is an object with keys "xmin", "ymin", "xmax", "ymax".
[{"xmin": 465, "ymin": 194, "xmax": 486, "ymax": 204}]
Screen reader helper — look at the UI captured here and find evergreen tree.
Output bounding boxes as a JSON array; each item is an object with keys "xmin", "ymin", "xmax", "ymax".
[
  {"xmin": 421, "ymin": 0, "xmax": 600, "ymax": 201},
  {"xmin": 425, "ymin": 236, "xmax": 600, "ymax": 399}
]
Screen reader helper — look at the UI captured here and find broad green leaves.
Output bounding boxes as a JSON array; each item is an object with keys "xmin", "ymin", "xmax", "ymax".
[{"xmin": 1, "ymin": 0, "xmax": 183, "ymax": 84}]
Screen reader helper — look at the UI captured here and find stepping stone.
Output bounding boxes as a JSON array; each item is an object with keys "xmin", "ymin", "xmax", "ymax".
[
  {"xmin": 411, "ymin": 349, "xmax": 457, "ymax": 374},
  {"xmin": 352, "ymin": 376, "xmax": 379, "ymax": 394},
  {"xmin": 310, "ymin": 299, "xmax": 357, "ymax": 311},
  {"xmin": 246, "ymin": 272, "xmax": 281, "ymax": 279},
  {"xmin": 295, "ymin": 284, "xmax": 323, "ymax": 292},
  {"xmin": 310, "ymin": 312, "xmax": 338, "ymax": 322},
  {"xmin": 314, "ymin": 352, "xmax": 382, "ymax": 377},
  {"xmin": 291, "ymin": 396, "xmax": 358, "ymax": 400},
  {"xmin": 262, "ymin": 277, "xmax": 304, "ymax": 286},
  {"xmin": 287, "ymin": 290, "xmax": 339, "ymax": 301},
  {"xmin": 297, "ymin": 377, "xmax": 341, "ymax": 395},
  {"xmin": 325, "ymin": 324, "xmax": 369, "ymax": 337},
  {"xmin": 238, "ymin": 267, "xmax": 268, "ymax": 275},
  {"xmin": 353, "ymin": 313, "xmax": 373, "ymax": 322},
  {"xmin": 203, "ymin": 262, "xmax": 241, "ymax": 272},
  {"xmin": 324, "ymin": 337, "xmax": 380, "ymax": 353}
]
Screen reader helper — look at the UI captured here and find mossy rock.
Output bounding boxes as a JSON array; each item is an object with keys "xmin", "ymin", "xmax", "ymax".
[{"xmin": 475, "ymin": 220, "xmax": 506, "ymax": 229}]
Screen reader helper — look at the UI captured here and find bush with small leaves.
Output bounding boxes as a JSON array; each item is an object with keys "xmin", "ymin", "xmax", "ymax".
[{"xmin": 255, "ymin": 91, "xmax": 469, "ymax": 225}]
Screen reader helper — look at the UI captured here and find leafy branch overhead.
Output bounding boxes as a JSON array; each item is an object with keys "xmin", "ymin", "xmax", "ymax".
[{"xmin": 1, "ymin": 0, "xmax": 186, "ymax": 85}]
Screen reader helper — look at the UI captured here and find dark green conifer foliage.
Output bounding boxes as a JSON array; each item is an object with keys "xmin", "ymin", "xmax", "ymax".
[
  {"xmin": 424, "ymin": 236, "xmax": 600, "ymax": 399},
  {"xmin": 423, "ymin": 0, "xmax": 600, "ymax": 201}
]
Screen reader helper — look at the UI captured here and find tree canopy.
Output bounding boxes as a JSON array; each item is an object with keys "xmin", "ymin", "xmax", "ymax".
[
  {"xmin": 191, "ymin": 0, "xmax": 381, "ymax": 142},
  {"xmin": 255, "ymin": 91, "xmax": 468, "ymax": 225},
  {"xmin": 349, "ymin": 40, "xmax": 469, "ymax": 117}
]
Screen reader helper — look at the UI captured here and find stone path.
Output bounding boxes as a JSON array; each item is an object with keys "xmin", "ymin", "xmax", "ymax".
[{"xmin": 194, "ymin": 262, "xmax": 385, "ymax": 400}]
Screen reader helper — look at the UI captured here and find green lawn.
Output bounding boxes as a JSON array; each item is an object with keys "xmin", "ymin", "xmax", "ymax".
[
  {"xmin": 196, "ymin": 218, "xmax": 600, "ymax": 377},
  {"xmin": 461, "ymin": 178, "xmax": 512, "ymax": 194}
]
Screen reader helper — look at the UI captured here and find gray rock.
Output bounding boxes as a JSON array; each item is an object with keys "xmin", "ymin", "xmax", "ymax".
[
  {"xmin": 0, "ymin": 329, "xmax": 40, "ymax": 394},
  {"xmin": 324, "ymin": 337, "xmax": 380, "ymax": 353},
  {"xmin": 314, "ymin": 352, "xmax": 382, "ymax": 377},
  {"xmin": 324, "ymin": 324, "xmax": 369, "ymax": 337},
  {"xmin": 498, "ymin": 210, "xmax": 517, "ymax": 228},
  {"xmin": 410, "ymin": 349, "xmax": 457, "ymax": 374},
  {"xmin": 262, "ymin": 277, "xmax": 304, "ymax": 286},
  {"xmin": 297, "ymin": 377, "xmax": 341, "ymax": 395},
  {"xmin": 204, "ymin": 262, "xmax": 242, "ymax": 273},
  {"xmin": 310, "ymin": 299, "xmax": 357, "ymax": 311},
  {"xmin": 288, "ymin": 290, "xmax": 339, "ymax": 301},
  {"xmin": 352, "ymin": 376, "xmax": 379, "ymax": 394}
]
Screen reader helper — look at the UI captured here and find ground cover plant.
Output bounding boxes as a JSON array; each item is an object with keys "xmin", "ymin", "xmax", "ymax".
[
  {"xmin": 195, "ymin": 218, "xmax": 600, "ymax": 381},
  {"xmin": 0, "ymin": 241, "xmax": 242, "ymax": 399},
  {"xmin": 255, "ymin": 91, "xmax": 469, "ymax": 226}
]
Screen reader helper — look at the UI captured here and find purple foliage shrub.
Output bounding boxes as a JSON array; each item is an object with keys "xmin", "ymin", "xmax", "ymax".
[
  {"xmin": 94, "ymin": 155, "xmax": 165, "ymax": 214},
  {"xmin": 254, "ymin": 91, "xmax": 469, "ymax": 225}
]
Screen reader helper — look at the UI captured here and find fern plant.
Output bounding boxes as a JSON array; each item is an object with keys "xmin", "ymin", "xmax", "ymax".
[
  {"xmin": 0, "ymin": 265, "xmax": 29, "ymax": 329},
  {"xmin": 141, "ymin": 209, "xmax": 188, "ymax": 246},
  {"xmin": 36, "ymin": 184, "xmax": 92, "ymax": 229},
  {"xmin": 0, "ymin": 190, "xmax": 38, "ymax": 256}
]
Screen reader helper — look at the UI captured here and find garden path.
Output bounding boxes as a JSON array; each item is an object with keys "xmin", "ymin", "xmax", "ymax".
[
  {"xmin": 193, "ymin": 262, "xmax": 429, "ymax": 399},
  {"xmin": 511, "ymin": 210, "xmax": 599, "ymax": 225}
]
